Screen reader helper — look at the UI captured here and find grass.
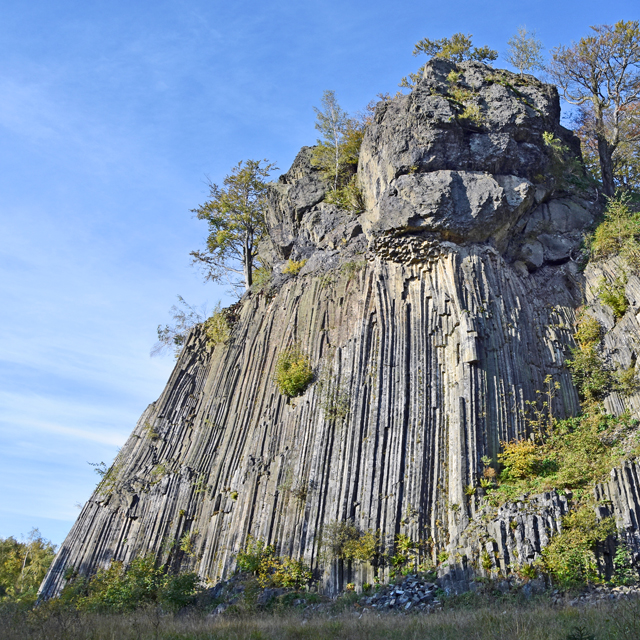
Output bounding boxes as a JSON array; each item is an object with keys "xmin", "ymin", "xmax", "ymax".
[{"xmin": 4, "ymin": 598, "xmax": 640, "ymax": 640}]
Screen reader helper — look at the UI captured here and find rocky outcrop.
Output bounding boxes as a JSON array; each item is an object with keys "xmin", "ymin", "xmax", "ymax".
[{"xmin": 40, "ymin": 59, "xmax": 640, "ymax": 600}]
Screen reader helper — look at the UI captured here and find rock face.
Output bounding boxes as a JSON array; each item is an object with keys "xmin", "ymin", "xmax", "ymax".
[{"xmin": 39, "ymin": 60, "xmax": 640, "ymax": 599}]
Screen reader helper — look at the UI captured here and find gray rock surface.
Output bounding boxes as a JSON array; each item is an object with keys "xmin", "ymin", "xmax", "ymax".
[{"xmin": 38, "ymin": 61, "xmax": 640, "ymax": 601}]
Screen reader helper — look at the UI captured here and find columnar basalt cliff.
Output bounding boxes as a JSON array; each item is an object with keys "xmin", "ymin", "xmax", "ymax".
[{"xmin": 40, "ymin": 60, "xmax": 640, "ymax": 598}]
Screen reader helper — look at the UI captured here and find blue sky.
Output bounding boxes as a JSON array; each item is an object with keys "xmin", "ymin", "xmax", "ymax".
[{"xmin": 1, "ymin": 0, "xmax": 637, "ymax": 546}]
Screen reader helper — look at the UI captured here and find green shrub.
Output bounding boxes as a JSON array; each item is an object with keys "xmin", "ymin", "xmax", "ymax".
[
  {"xmin": 498, "ymin": 439, "xmax": 541, "ymax": 480},
  {"xmin": 274, "ymin": 346, "xmax": 314, "ymax": 397},
  {"xmin": 597, "ymin": 274, "xmax": 629, "ymax": 319},
  {"xmin": 203, "ymin": 303, "xmax": 231, "ymax": 348},
  {"xmin": 574, "ymin": 315, "xmax": 601, "ymax": 348},
  {"xmin": 237, "ymin": 536, "xmax": 269, "ymax": 575},
  {"xmin": 236, "ymin": 537, "xmax": 311, "ymax": 590},
  {"xmin": 615, "ymin": 365, "xmax": 638, "ymax": 396},
  {"xmin": 60, "ymin": 555, "xmax": 200, "ymax": 613},
  {"xmin": 282, "ymin": 259, "xmax": 307, "ymax": 276},
  {"xmin": 540, "ymin": 506, "xmax": 615, "ymax": 588},
  {"xmin": 460, "ymin": 103, "xmax": 483, "ymax": 126},
  {"xmin": 321, "ymin": 521, "xmax": 379, "ymax": 563},
  {"xmin": 481, "ymin": 551, "xmax": 492, "ymax": 571},
  {"xmin": 340, "ymin": 259, "xmax": 367, "ymax": 282},
  {"xmin": 325, "ymin": 175, "xmax": 365, "ymax": 212},
  {"xmin": 566, "ymin": 317, "xmax": 613, "ymax": 402},
  {"xmin": 489, "ymin": 408, "xmax": 639, "ymax": 505},
  {"xmin": 589, "ymin": 194, "xmax": 640, "ymax": 269},
  {"xmin": 612, "ymin": 539, "xmax": 638, "ymax": 586},
  {"xmin": 542, "ymin": 131, "xmax": 585, "ymax": 189},
  {"xmin": 252, "ymin": 265, "xmax": 272, "ymax": 289}
]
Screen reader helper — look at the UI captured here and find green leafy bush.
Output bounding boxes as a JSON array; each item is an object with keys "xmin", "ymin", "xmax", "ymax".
[
  {"xmin": 274, "ymin": 346, "xmax": 314, "ymax": 397},
  {"xmin": 589, "ymin": 195, "xmax": 640, "ymax": 269},
  {"xmin": 321, "ymin": 521, "xmax": 378, "ymax": 563},
  {"xmin": 540, "ymin": 506, "xmax": 615, "ymax": 588},
  {"xmin": 497, "ymin": 439, "xmax": 541, "ymax": 480},
  {"xmin": 612, "ymin": 539, "xmax": 638, "ymax": 586},
  {"xmin": 251, "ymin": 265, "xmax": 272, "ymax": 290},
  {"xmin": 489, "ymin": 408, "xmax": 639, "ymax": 505},
  {"xmin": 597, "ymin": 274, "xmax": 629, "ymax": 319},
  {"xmin": 566, "ymin": 315, "xmax": 612, "ymax": 402},
  {"xmin": 203, "ymin": 303, "xmax": 231, "ymax": 348},
  {"xmin": 60, "ymin": 555, "xmax": 200, "ymax": 613},
  {"xmin": 542, "ymin": 131, "xmax": 586, "ymax": 190},
  {"xmin": 236, "ymin": 537, "xmax": 311, "ymax": 589},
  {"xmin": 574, "ymin": 315, "xmax": 601, "ymax": 348},
  {"xmin": 566, "ymin": 346, "xmax": 613, "ymax": 402},
  {"xmin": 324, "ymin": 175, "xmax": 365, "ymax": 212}
]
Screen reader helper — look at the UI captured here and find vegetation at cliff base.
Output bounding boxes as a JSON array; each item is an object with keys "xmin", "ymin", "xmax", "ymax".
[
  {"xmin": 237, "ymin": 537, "xmax": 311, "ymax": 589},
  {"xmin": 58, "ymin": 556, "xmax": 200, "ymax": 613},
  {"xmin": 0, "ymin": 530, "xmax": 56, "ymax": 605}
]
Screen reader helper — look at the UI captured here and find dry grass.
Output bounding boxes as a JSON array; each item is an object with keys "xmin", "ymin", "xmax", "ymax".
[{"xmin": 3, "ymin": 598, "xmax": 640, "ymax": 640}]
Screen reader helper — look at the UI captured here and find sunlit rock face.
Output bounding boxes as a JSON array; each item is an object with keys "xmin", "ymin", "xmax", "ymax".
[{"xmin": 42, "ymin": 59, "xmax": 640, "ymax": 599}]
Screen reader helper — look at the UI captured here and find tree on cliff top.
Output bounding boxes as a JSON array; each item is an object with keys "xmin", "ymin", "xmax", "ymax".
[
  {"xmin": 573, "ymin": 102, "xmax": 640, "ymax": 194},
  {"xmin": 549, "ymin": 20, "xmax": 640, "ymax": 197},
  {"xmin": 190, "ymin": 159, "xmax": 277, "ymax": 293},
  {"xmin": 311, "ymin": 90, "xmax": 365, "ymax": 193},
  {"xmin": 400, "ymin": 33, "xmax": 498, "ymax": 89},
  {"xmin": 504, "ymin": 26, "xmax": 545, "ymax": 76}
]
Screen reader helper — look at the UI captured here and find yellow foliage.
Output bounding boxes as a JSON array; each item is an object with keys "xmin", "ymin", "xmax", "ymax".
[
  {"xmin": 282, "ymin": 259, "xmax": 307, "ymax": 276},
  {"xmin": 497, "ymin": 439, "xmax": 540, "ymax": 480}
]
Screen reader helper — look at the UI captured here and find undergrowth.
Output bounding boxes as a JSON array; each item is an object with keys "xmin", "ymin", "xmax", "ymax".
[
  {"xmin": 488, "ymin": 408, "xmax": 640, "ymax": 505},
  {"xmin": 589, "ymin": 194, "xmax": 640, "ymax": 270},
  {"xmin": 236, "ymin": 537, "xmax": 312, "ymax": 589}
]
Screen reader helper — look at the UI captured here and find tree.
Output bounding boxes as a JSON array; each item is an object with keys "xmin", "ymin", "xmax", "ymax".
[
  {"xmin": 0, "ymin": 529, "xmax": 56, "ymax": 603},
  {"xmin": 505, "ymin": 26, "xmax": 545, "ymax": 76},
  {"xmin": 574, "ymin": 102, "xmax": 640, "ymax": 194},
  {"xmin": 151, "ymin": 296, "xmax": 206, "ymax": 358},
  {"xmin": 191, "ymin": 159, "xmax": 277, "ymax": 292},
  {"xmin": 311, "ymin": 90, "xmax": 372, "ymax": 212},
  {"xmin": 549, "ymin": 20, "xmax": 640, "ymax": 197},
  {"xmin": 400, "ymin": 33, "xmax": 498, "ymax": 89},
  {"xmin": 311, "ymin": 90, "xmax": 353, "ymax": 192}
]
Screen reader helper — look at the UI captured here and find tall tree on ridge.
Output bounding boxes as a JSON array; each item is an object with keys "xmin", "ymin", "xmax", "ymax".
[{"xmin": 549, "ymin": 20, "xmax": 640, "ymax": 197}]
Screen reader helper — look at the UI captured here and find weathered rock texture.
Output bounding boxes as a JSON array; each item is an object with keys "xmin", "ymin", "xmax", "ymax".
[{"xmin": 40, "ymin": 60, "xmax": 640, "ymax": 599}]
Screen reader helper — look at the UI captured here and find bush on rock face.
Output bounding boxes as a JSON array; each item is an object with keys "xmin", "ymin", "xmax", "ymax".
[{"xmin": 274, "ymin": 346, "xmax": 314, "ymax": 397}]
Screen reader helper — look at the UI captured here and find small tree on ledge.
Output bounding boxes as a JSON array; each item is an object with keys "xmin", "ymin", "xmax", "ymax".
[{"xmin": 190, "ymin": 159, "xmax": 277, "ymax": 293}]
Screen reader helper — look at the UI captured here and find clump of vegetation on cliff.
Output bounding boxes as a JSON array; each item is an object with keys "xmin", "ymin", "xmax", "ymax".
[
  {"xmin": 541, "ymin": 505, "xmax": 616, "ymax": 588},
  {"xmin": 489, "ymin": 408, "xmax": 639, "ymax": 505},
  {"xmin": 590, "ymin": 196, "xmax": 640, "ymax": 266},
  {"xmin": 274, "ymin": 345, "xmax": 314, "ymax": 397}
]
